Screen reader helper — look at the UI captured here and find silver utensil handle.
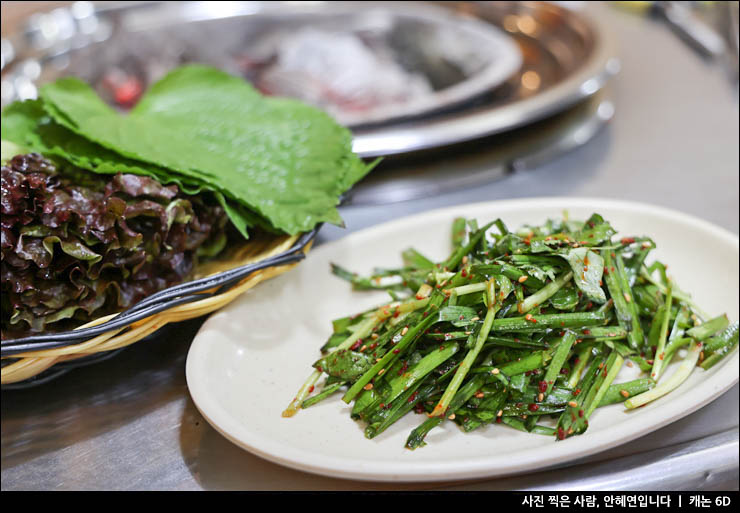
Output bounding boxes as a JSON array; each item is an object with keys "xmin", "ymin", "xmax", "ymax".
[{"xmin": 657, "ymin": 1, "xmax": 727, "ymax": 59}]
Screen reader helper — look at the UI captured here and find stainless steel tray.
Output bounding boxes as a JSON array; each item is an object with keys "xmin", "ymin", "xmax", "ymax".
[
  {"xmin": 1, "ymin": 1, "xmax": 618, "ymax": 157},
  {"xmin": 348, "ymin": 88, "xmax": 615, "ymax": 204},
  {"xmin": 353, "ymin": 1, "xmax": 620, "ymax": 156}
]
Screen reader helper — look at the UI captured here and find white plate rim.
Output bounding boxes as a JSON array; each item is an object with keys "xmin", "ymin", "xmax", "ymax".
[{"xmin": 186, "ymin": 197, "xmax": 739, "ymax": 483}]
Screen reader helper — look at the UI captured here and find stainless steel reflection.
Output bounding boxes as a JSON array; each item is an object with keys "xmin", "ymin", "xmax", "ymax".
[
  {"xmin": 347, "ymin": 89, "xmax": 614, "ymax": 205},
  {"xmin": 353, "ymin": 1, "xmax": 619, "ymax": 156},
  {"xmin": 1, "ymin": 1, "xmax": 617, "ymax": 157}
]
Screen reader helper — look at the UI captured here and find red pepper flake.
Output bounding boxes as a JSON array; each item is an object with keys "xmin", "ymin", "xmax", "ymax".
[
  {"xmin": 621, "ymin": 237, "xmax": 635, "ymax": 245},
  {"xmin": 398, "ymin": 361, "xmax": 409, "ymax": 376},
  {"xmin": 350, "ymin": 340, "xmax": 362, "ymax": 350},
  {"xmin": 578, "ymin": 409, "xmax": 584, "ymax": 418},
  {"xmin": 461, "ymin": 269, "xmax": 467, "ymax": 277},
  {"xmin": 393, "ymin": 349, "xmax": 400, "ymax": 354},
  {"xmin": 574, "ymin": 388, "xmax": 581, "ymax": 396},
  {"xmin": 528, "ymin": 403, "xmax": 539, "ymax": 412},
  {"xmin": 582, "ymin": 329, "xmax": 591, "ymax": 335},
  {"xmin": 495, "ymin": 417, "xmax": 502, "ymax": 424},
  {"xmin": 538, "ymin": 381, "xmax": 548, "ymax": 393},
  {"xmin": 308, "ymin": 385, "xmax": 315, "ymax": 393},
  {"xmin": 557, "ymin": 427, "xmax": 566, "ymax": 440}
]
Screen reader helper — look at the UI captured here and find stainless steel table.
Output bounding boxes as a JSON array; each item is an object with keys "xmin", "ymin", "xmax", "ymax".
[{"xmin": 2, "ymin": 2, "xmax": 738, "ymax": 491}]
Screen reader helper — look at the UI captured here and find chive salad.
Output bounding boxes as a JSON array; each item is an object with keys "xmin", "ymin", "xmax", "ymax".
[{"xmin": 283, "ymin": 214, "xmax": 738, "ymax": 448}]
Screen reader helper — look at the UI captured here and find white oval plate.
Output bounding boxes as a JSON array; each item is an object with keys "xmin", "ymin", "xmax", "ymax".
[{"xmin": 186, "ymin": 198, "xmax": 739, "ymax": 482}]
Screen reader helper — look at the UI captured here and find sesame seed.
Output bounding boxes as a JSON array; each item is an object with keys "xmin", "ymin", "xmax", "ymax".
[
  {"xmin": 401, "ymin": 326, "xmax": 409, "ymax": 336},
  {"xmin": 448, "ymin": 414, "xmax": 456, "ymax": 420},
  {"xmin": 568, "ymin": 401, "xmax": 578, "ymax": 407},
  {"xmin": 620, "ymin": 390, "xmax": 630, "ymax": 398},
  {"xmin": 363, "ymin": 384, "xmax": 373, "ymax": 390},
  {"xmin": 492, "ymin": 368, "xmax": 500, "ymax": 375},
  {"xmin": 518, "ymin": 275, "xmax": 528, "ymax": 283}
]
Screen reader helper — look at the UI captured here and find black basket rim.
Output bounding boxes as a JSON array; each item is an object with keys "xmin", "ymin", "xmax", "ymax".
[{"xmin": 1, "ymin": 227, "xmax": 319, "ymax": 356}]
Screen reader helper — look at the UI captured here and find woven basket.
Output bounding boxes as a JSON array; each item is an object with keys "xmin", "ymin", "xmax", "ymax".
[{"xmin": 0, "ymin": 228, "xmax": 317, "ymax": 387}]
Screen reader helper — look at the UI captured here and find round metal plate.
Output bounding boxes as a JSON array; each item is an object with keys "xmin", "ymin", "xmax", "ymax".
[
  {"xmin": 1, "ymin": 1, "xmax": 617, "ymax": 157},
  {"xmin": 352, "ymin": 1, "xmax": 620, "ymax": 156}
]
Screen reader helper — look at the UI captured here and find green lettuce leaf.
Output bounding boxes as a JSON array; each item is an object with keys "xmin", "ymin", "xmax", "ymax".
[{"xmin": 37, "ymin": 65, "xmax": 370, "ymax": 234}]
